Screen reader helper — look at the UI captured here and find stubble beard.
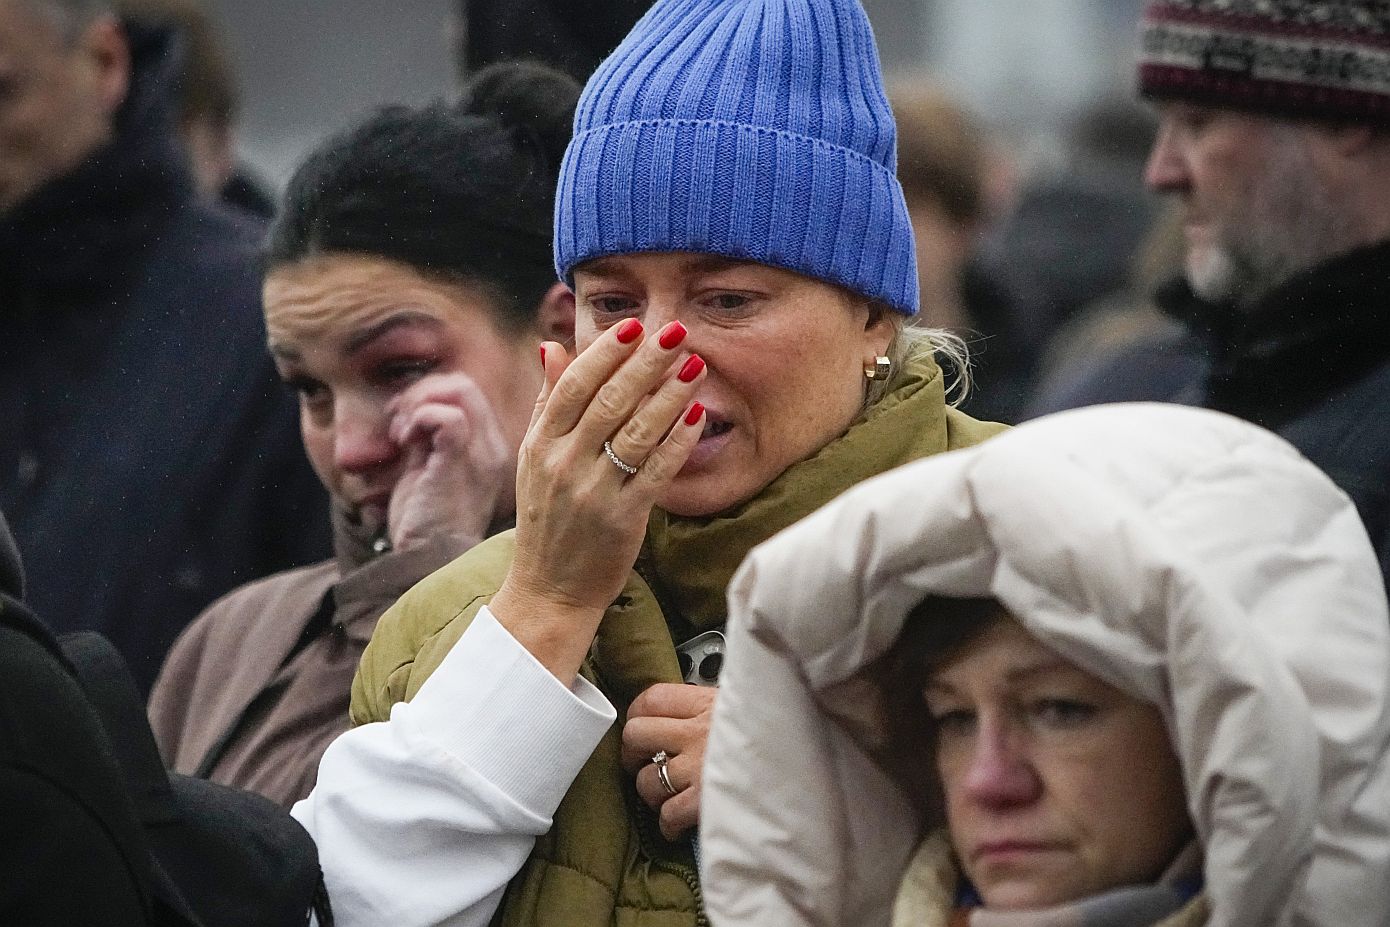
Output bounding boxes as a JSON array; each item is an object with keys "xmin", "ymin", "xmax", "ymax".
[{"xmin": 1183, "ymin": 129, "xmax": 1351, "ymax": 311}]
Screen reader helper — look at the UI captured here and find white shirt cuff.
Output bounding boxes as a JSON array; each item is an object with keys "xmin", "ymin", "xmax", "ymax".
[{"xmin": 399, "ymin": 605, "xmax": 616, "ymax": 815}]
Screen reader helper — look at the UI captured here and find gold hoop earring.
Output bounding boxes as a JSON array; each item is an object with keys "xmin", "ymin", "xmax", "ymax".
[{"xmin": 863, "ymin": 356, "xmax": 891, "ymax": 381}]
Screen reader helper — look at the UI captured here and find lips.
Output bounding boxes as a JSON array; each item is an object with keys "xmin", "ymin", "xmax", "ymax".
[
  {"xmin": 970, "ymin": 840, "xmax": 1065, "ymax": 865},
  {"xmin": 683, "ymin": 411, "xmax": 734, "ymax": 470}
]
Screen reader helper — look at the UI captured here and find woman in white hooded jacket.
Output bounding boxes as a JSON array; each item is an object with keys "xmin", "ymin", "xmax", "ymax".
[{"xmin": 700, "ymin": 403, "xmax": 1390, "ymax": 927}]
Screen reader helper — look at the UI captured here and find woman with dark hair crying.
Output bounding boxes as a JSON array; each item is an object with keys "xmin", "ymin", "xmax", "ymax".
[{"xmin": 147, "ymin": 61, "xmax": 580, "ymax": 809}]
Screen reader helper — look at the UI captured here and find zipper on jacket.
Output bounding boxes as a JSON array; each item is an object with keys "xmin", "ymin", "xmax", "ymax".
[
  {"xmin": 593, "ymin": 580, "xmax": 709, "ymax": 927},
  {"xmin": 594, "ymin": 660, "xmax": 708, "ymax": 927},
  {"xmin": 628, "ymin": 785, "xmax": 708, "ymax": 927}
]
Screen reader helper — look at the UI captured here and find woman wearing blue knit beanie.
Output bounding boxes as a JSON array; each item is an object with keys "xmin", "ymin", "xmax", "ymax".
[{"xmin": 299, "ymin": 1, "xmax": 1005, "ymax": 925}]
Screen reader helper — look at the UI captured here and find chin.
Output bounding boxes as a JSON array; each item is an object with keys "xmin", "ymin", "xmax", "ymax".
[
  {"xmin": 1186, "ymin": 246, "xmax": 1241, "ymax": 304},
  {"xmin": 657, "ymin": 473, "xmax": 758, "ymax": 518}
]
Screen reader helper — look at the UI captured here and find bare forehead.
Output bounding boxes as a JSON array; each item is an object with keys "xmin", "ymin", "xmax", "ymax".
[{"xmin": 263, "ymin": 257, "xmax": 465, "ymax": 352}]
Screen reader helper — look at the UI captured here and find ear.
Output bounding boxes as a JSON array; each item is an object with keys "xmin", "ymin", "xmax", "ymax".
[
  {"xmin": 861, "ymin": 301, "xmax": 897, "ymax": 355},
  {"xmin": 80, "ymin": 16, "xmax": 131, "ymax": 118},
  {"xmin": 535, "ymin": 282, "xmax": 576, "ymax": 351}
]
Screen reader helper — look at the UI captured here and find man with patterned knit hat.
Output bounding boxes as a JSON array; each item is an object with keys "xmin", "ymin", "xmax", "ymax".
[{"xmin": 1047, "ymin": 0, "xmax": 1390, "ymax": 590}]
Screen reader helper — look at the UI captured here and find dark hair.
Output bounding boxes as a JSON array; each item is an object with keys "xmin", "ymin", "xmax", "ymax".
[
  {"xmin": 266, "ymin": 60, "xmax": 581, "ymax": 331},
  {"xmin": 877, "ymin": 596, "xmax": 1007, "ymax": 820}
]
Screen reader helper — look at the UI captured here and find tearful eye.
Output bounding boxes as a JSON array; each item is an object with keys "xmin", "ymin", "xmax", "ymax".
[
  {"xmin": 930, "ymin": 708, "xmax": 977, "ymax": 737},
  {"xmin": 376, "ymin": 359, "xmax": 437, "ymax": 388},
  {"xmin": 1031, "ymin": 698, "xmax": 1097, "ymax": 728},
  {"xmin": 590, "ymin": 296, "xmax": 639, "ymax": 316},
  {"xmin": 284, "ymin": 375, "xmax": 328, "ymax": 403},
  {"xmin": 708, "ymin": 293, "xmax": 749, "ymax": 311}
]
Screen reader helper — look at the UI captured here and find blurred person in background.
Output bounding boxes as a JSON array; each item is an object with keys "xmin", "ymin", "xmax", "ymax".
[
  {"xmin": 976, "ymin": 99, "xmax": 1159, "ymax": 384},
  {"xmin": 118, "ymin": 0, "xmax": 274, "ymax": 216},
  {"xmin": 454, "ymin": 0, "xmax": 649, "ymax": 82},
  {"xmin": 702, "ymin": 403, "xmax": 1390, "ymax": 927},
  {"xmin": 1025, "ymin": 201, "xmax": 1199, "ymax": 415},
  {"xmin": 148, "ymin": 62, "xmax": 579, "ymax": 809},
  {"xmin": 1047, "ymin": 0, "xmax": 1390, "ymax": 587},
  {"xmin": 891, "ymin": 80, "xmax": 1029, "ymax": 423},
  {"xmin": 0, "ymin": 0, "xmax": 328, "ymax": 694}
]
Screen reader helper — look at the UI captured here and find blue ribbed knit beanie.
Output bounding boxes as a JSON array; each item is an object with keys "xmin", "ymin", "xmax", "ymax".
[{"xmin": 554, "ymin": 0, "xmax": 919, "ymax": 316}]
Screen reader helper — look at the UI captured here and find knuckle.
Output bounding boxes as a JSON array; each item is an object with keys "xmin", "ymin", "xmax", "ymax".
[
  {"xmin": 592, "ymin": 383, "xmax": 628, "ymax": 421},
  {"xmin": 620, "ymin": 416, "xmax": 663, "ymax": 450},
  {"xmin": 629, "ymin": 689, "xmax": 655, "ymax": 717},
  {"xmin": 552, "ymin": 375, "xmax": 590, "ymax": 409}
]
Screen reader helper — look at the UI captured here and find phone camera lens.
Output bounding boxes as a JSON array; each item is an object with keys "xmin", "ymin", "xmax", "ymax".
[{"xmin": 698, "ymin": 652, "xmax": 723, "ymax": 681}]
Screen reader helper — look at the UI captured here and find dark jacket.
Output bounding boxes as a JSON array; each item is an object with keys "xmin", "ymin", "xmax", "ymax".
[
  {"xmin": 0, "ymin": 516, "xmax": 180, "ymax": 926},
  {"xmin": 1029, "ymin": 240, "xmax": 1390, "ymax": 588},
  {"xmin": 0, "ymin": 512, "xmax": 330, "ymax": 927},
  {"xmin": 0, "ymin": 22, "xmax": 330, "ymax": 694}
]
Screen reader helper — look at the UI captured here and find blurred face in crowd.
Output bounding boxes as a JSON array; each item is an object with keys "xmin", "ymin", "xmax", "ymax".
[
  {"xmin": 1144, "ymin": 101, "xmax": 1348, "ymax": 308},
  {"xmin": 0, "ymin": 0, "xmax": 129, "ymax": 213},
  {"xmin": 907, "ymin": 194, "xmax": 974, "ymax": 333},
  {"xmin": 571, "ymin": 252, "xmax": 896, "ymax": 518},
  {"xmin": 264, "ymin": 253, "xmax": 544, "ymax": 530},
  {"xmin": 924, "ymin": 616, "xmax": 1192, "ymax": 909}
]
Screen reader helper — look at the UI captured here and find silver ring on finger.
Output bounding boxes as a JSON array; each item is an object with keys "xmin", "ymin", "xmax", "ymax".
[
  {"xmin": 604, "ymin": 440, "xmax": 640, "ymax": 476},
  {"xmin": 652, "ymin": 750, "xmax": 679, "ymax": 796}
]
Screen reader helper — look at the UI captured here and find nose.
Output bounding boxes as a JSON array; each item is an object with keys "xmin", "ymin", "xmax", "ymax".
[
  {"xmin": 959, "ymin": 720, "xmax": 1042, "ymax": 809},
  {"xmin": 642, "ymin": 298, "xmax": 683, "ymax": 338},
  {"xmin": 640, "ymin": 299, "xmax": 698, "ymax": 366},
  {"xmin": 1143, "ymin": 119, "xmax": 1188, "ymax": 194},
  {"xmin": 333, "ymin": 394, "xmax": 397, "ymax": 474}
]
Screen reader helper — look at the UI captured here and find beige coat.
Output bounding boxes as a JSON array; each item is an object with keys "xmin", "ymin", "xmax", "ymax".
[
  {"xmin": 701, "ymin": 404, "xmax": 1390, "ymax": 927},
  {"xmin": 148, "ymin": 514, "xmax": 480, "ymax": 808}
]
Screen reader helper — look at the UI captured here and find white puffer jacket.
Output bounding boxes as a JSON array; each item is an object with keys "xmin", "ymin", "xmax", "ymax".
[{"xmin": 700, "ymin": 404, "xmax": 1390, "ymax": 927}]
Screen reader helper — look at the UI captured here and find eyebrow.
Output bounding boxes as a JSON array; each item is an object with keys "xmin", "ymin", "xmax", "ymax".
[
  {"xmin": 343, "ymin": 311, "xmax": 443, "ymax": 354},
  {"xmin": 269, "ymin": 310, "xmax": 442, "ymax": 362}
]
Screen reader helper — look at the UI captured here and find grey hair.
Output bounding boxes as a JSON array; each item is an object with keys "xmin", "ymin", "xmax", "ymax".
[
  {"xmin": 26, "ymin": 0, "xmax": 112, "ymax": 41},
  {"xmin": 864, "ymin": 309, "xmax": 972, "ymax": 410}
]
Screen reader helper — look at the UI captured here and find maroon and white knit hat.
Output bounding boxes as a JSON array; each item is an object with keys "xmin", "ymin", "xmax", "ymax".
[{"xmin": 1139, "ymin": 1, "xmax": 1390, "ymax": 124}]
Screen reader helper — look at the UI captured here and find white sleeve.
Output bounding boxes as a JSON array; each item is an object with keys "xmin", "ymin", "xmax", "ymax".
[{"xmin": 292, "ymin": 605, "xmax": 616, "ymax": 927}]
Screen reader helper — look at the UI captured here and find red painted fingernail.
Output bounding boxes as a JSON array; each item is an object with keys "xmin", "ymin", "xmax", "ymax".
[
  {"xmin": 539, "ymin": 343, "xmax": 547, "ymax": 367},
  {"xmin": 658, "ymin": 321, "xmax": 687, "ymax": 350},
  {"xmin": 677, "ymin": 355, "xmax": 705, "ymax": 383},
  {"xmin": 685, "ymin": 402, "xmax": 704, "ymax": 427},
  {"xmin": 616, "ymin": 318, "xmax": 643, "ymax": 344}
]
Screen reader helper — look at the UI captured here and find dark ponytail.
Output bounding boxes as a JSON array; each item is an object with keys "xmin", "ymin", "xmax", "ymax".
[{"xmin": 266, "ymin": 61, "xmax": 581, "ymax": 331}]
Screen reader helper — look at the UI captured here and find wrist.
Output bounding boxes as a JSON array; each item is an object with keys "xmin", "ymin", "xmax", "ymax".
[{"xmin": 489, "ymin": 580, "xmax": 606, "ymax": 684}]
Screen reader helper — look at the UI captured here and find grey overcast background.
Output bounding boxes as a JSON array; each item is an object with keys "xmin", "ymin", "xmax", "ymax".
[{"xmin": 205, "ymin": 0, "xmax": 1149, "ymax": 191}]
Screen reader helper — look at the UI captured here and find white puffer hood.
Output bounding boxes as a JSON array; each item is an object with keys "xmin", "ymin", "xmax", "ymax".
[{"xmin": 701, "ymin": 404, "xmax": 1390, "ymax": 927}]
